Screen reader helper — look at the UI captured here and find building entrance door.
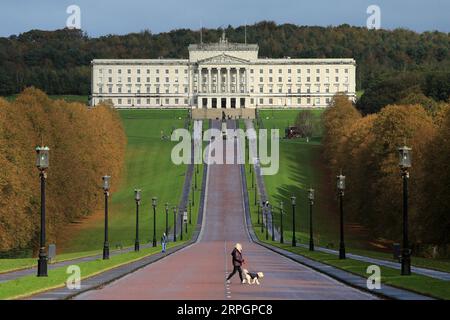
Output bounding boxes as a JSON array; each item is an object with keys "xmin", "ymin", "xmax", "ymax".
[
  {"xmin": 231, "ymin": 98, "xmax": 236, "ymax": 109},
  {"xmin": 202, "ymin": 98, "xmax": 207, "ymax": 108},
  {"xmin": 240, "ymin": 98, "xmax": 245, "ymax": 108},
  {"xmin": 212, "ymin": 98, "xmax": 217, "ymax": 108},
  {"xmin": 221, "ymin": 98, "xmax": 226, "ymax": 109}
]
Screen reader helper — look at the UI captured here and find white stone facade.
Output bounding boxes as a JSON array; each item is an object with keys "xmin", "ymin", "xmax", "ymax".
[{"xmin": 91, "ymin": 37, "xmax": 356, "ymax": 109}]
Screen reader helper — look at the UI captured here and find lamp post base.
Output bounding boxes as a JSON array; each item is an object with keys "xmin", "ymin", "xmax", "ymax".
[
  {"xmin": 292, "ymin": 239, "xmax": 296, "ymax": 247},
  {"xmin": 103, "ymin": 243, "xmax": 110, "ymax": 260},
  {"xmin": 135, "ymin": 241, "xmax": 140, "ymax": 252},
  {"xmin": 152, "ymin": 239, "xmax": 157, "ymax": 247},
  {"xmin": 339, "ymin": 243, "xmax": 346, "ymax": 259},
  {"xmin": 37, "ymin": 249, "xmax": 48, "ymax": 277},
  {"xmin": 401, "ymin": 250, "xmax": 411, "ymax": 275},
  {"xmin": 309, "ymin": 239, "xmax": 314, "ymax": 251}
]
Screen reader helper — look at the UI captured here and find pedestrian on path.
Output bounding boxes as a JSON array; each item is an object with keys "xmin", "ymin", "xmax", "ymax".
[
  {"xmin": 161, "ymin": 233, "xmax": 167, "ymax": 253},
  {"xmin": 226, "ymin": 243, "xmax": 245, "ymax": 284}
]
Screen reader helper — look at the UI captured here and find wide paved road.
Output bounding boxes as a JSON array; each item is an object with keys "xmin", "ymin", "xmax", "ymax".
[{"xmin": 75, "ymin": 121, "xmax": 375, "ymax": 300}]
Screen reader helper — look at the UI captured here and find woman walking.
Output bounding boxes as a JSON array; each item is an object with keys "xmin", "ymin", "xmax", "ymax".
[{"xmin": 226, "ymin": 243, "xmax": 245, "ymax": 284}]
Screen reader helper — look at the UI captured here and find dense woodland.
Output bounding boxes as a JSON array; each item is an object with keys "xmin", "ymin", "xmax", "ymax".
[
  {"xmin": 322, "ymin": 94, "xmax": 450, "ymax": 257},
  {"xmin": 0, "ymin": 88, "xmax": 126, "ymax": 254},
  {"xmin": 0, "ymin": 22, "xmax": 449, "ymax": 113}
]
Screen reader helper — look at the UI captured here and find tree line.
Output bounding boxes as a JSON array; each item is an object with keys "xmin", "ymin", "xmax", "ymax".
[
  {"xmin": 0, "ymin": 21, "xmax": 449, "ymax": 102},
  {"xmin": 0, "ymin": 88, "xmax": 126, "ymax": 255},
  {"xmin": 322, "ymin": 94, "xmax": 450, "ymax": 257}
]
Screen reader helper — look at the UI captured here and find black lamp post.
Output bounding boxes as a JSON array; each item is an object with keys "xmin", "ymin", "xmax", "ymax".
[
  {"xmin": 254, "ymin": 184, "xmax": 257, "ymax": 206},
  {"xmin": 308, "ymin": 188, "xmax": 315, "ymax": 251},
  {"xmin": 165, "ymin": 203, "xmax": 169, "ymax": 237},
  {"xmin": 36, "ymin": 146, "xmax": 49, "ymax": 277},
  {"xmin": 180, "ymin": 211, "xmax": 184, "ymax": 241},
  {"xmin": 152, "ymin": 197, "xmax": 157, "ymax": 247},
  {"xmin": 134, "ymin": 189, "xmax": 141, "ymax": 252},
  {"xmin": 280, "ymin": 201, "xmax": 284, "ymax": 244},
  {"xmin": 173, "ymin": 206, "xmax": 177, "ymax": 242},
  {"xmin": 260, "ymin": 201, "xmax": 264, "ymax": 234},
  {"xmin": 251, "ymin": 165, "xmax": 254, "ymax": 189},
  {"xmin": 184, "ymin": 210, "xmax": 188, "ymax": 234},
  {"xmin": 270, "ymin": 203, "xmax": 275, "ymax": 241},
  {"xmin": 265, "ymin": 201, "xmax": 269, "ymax": 241},
  {"xmin": 189, "ymin": 199, "xmax": 192, "ymax": 224},
  {"xmin": 398, "ymin": 145, "xmax": 412, "ymax": 276},
  {"xmin": 102, "ymin": 175, "xmax": 111, "ymax": 260},
  {"xmin": 194, "ymin": 165, "xmax": 198, "ymax": 190},
  {"xmin": 291, "ymin": 196, "xmax": 296, "ymax": 247},
  {"xmin": 337, "ymin": 173, "xmax": 346, "ymax": 259}
]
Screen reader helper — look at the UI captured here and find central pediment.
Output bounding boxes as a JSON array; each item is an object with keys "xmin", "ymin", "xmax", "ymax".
[{"xmin": 197, "ymin": 53, "xmax": 249, "ymax": 65}]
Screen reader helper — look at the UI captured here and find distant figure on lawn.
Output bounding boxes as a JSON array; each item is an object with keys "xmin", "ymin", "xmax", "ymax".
[
  {"xmin": 161, "ymin": 233, "xmax": 167, "ymax": 253},
  {"xmin": 226, "ymin": 243, "xmax": 245, "ymax": 284}
]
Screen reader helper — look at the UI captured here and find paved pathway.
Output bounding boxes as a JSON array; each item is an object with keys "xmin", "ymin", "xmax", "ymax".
[{"xmin": 74, "ymin": 120, "xmax": 375, "ymax": 300}]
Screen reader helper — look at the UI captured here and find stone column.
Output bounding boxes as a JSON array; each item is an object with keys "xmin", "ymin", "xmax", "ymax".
[
  {"xmin": 198, "ymin": 67, "xmax": 202, "ymax": 93},
  {"xmin": 208, "ymin": 68, "xmax": 212, "ymax": 93},
  {"xmin": 227, "ymin": 67, "xmax": 231, "ymax": 93},
  {"xmin": 217, "ymin": 68, "xmax": 220, "ymax": 93}
]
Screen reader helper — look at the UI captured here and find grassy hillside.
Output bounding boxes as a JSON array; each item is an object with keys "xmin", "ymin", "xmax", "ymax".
[{"xmin": 63, "ymin": 109, "xmax": 190, "ymax": 252}]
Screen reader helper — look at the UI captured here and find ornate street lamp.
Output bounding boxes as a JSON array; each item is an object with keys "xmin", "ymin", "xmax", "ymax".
[
  {"xmin": 36, "ymin": 146, "xmax": 49, "ymax": 277},
  {"xmin": 189, "ymin": 199, "xmax": 192, "ymax": 224},
  {"xmin": 265, "ymin": 201, "xmax": 269, "ymax": 241},
  {"xmin": 260, "ymin": 201, "xmax": 264, "ymax": 234},
  {"xmin": 180, "ymin": 211, "xmax": 184, "ymax": 241},
  {"xmin": 184, "ymin": 210, "xmax": 188, "ymax": 234},
  {"xmin": 173, "ymin": 206, "xmax": 177, "ymax": 242},
  {"xmin": 291, "ymin": 196, "xmax": 297, "ymax": 247},
  {"xmin": 165, "ymin": 203, "xmax": 169, "ymax": 237},
  {"xmin": 152, "ymin": 197, "xmax": 157, "ymax": 247},
  {"xmin": 134, "ymin": 189, "xmax": 141, "ymax": 252},
  {"xmin": 398, "ymin": 145, "xmax": 412, "ymax": 275},
  {"xmin": 102, "ymin": 175, "xmax": 111, "ymax": 260},
  {"xmin": 337, "ymin": 173, "xmax": 346, "ymax": 259},
  {"xmin": 279, "ymin": 201, "xmax": 284, "ymax": 244},
  {"xmin": 308, "ymin": 188, "xmax": 315, "ymax": 251}
]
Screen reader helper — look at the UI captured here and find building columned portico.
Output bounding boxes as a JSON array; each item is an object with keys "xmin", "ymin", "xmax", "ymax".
[{"xmin": 91, "ymin": 33, "xmax": 356, "ymax": 109}]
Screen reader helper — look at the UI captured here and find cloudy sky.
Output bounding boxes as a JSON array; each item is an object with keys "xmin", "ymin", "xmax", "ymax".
[{"xmin": 1, "ymin": 0, "xmax": 449, "ymax": 37}]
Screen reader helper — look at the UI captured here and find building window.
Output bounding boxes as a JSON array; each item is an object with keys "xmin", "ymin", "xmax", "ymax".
[
  {"xmin": 147, "ymin": 77, "xmax": 150, "ymax": 83},
  {"xmin": 165, "ymin": 69, "xmax": 169, "ymax": 74},
  {"xmin": 156, "ymin": 69, "xmax": 160, "ymax": 74},
  {"xmin": 269, "ymin": 69, "xmax": 273, "ymax": 74},
  {"xmin": 316, "ymin": 77, "xmax": 320, "ymax": 82},
  {"xmin": 99, "ymin": 87, "xmax": 103, "ymax": 93},
  {"xmin": 259, "ymin": 86, "xmax": 263, "ymax": 93},
  {"xmin": 156, "ymin": 77, "xmax": 160, "ymax": 82},
  {"xmin": 307, "ymin": 77, "xmax": 310, "ymax": 82},
  {"xmin": 260, "ymin": 69, "xmax": 263, "ymax": 74},
  {"xmin": 278, "ymin": 69, "xmax": 282, "ymax": 74},
  {"xmin": 259, "ymin": 98, "xmax": 264, "ymax": 104},
  {"xmin": 118, "ymin": 98, "xmax": 122, "ymax": 104},
  {"xmin": 137, "ymin": 69, "xmax": 141, "ymax": 74},
  {"xmin": 278, "ymin": 77, "xmax": 282, "ymax": 82},
  {"xmin": 156, "ymin": 98, "xmax": 160, "ymax": 105},
  {"xmin": 128, "ymin": 77, "xmax": 131, "ymax": 83},
  {"xmin": 108, "ymin": 87, "xmax": 112, "ymax": 93},
  {"xmin": 335, "ymin": 69, "xmax": 339, "ymax": 73},
  {"xmin": 99, "ymin": 69, "xmax": 103, "ymax": 74},
  {"xmin": 108, "ymin": 69, "xmax": 112, "ymax": 74},
  {"xmin": 297, "ymin": 69, "xmax": 301, "ymax": 74},
  {"xmin": 108, "ymin": 77, "xmax": 112, "ymax": 82},
  {"xmin": 165, "ymin": 98, "xmax": 169, "ymax": 104},
  {"xmin": 128, "ymin": 99, "xmax": 131, "ymax": 104},
  {"xmin": 259, "ymin": 77, "xmax": 263, "ymax": 82},
  {"xmin": 307, "ymin": 69, "xmax": 311, "ymax": 74},
  {"xmin": 118, "ymin": 69, "xmax": 122, "ymax": 74},
  {"xmin": 147, "ymin": 69, "xmax": 150, "ymax": 74},
  {"xmin": 175, "ymin": 69, "xmax": 179, "ymax": 74},
  {"xmin": 250, "ymin": 69, "xmax": 254, "ymax": 74},
  {"xmin": 128, "ymin": 69, "xmax": 131, "ymax": 74},
  {"xmin": 137, "ymin": 77, "xmax": 141, "ymax": 83},
  {"xmin": 137, "ymin": 98, "xmax": 141, "ymax": 105},
  {"xmin": 316, "ymin": 69, "xmax": 320, "ymax": 73},
  {"xmin": 345, "ymin": 69, "xmax": 349, "ymax": 74},
  {"xmin": 118, "ymin": 87, "xmax": 122, "ymax": 93},
  {"xmin": 326, "ymin": 69, "xmax": 329, "ymax": 73},
  {"xmin": 335, "ymin": 77, "xmax": 339, "ymax": 82},
  {"xmin": 288, "ymin": 69, "xmax": 291, "ymax": 74},
  {"xmin": 165, "ymin": 77, "xmax": 169, "ymax": 83},
  {"xmin": 147, "ymin": 98, "xmax": 150, "ymax": 104},
  {"xmin": 297, "ymin": 98, "xmax": 301, "ymax": 104},
  {"xmin": 146, "ymin": 86, "xmax": 150, "ymax": 93},
  {"xmin": 269, "ymin": 98, "xmax": 273, "ymax": 104},
  {"xmin": 175, "ymin": 98, "xmax": 179, "ymax": 104}
]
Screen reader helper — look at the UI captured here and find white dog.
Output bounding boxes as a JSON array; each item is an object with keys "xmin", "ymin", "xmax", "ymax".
[{"xmin": 242, "ymin": 268, "xmax": 264, "ymax": 285}]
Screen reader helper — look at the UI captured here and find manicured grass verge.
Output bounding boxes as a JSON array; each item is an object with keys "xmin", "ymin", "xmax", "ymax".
[
  {"xmin": 3, "ymin": 94, "xmax": 88, "ymax": 104},
  {"xmin": 0, "ymin": 249, "xmax": 102, "ymax": 274},
  {"xmin": 0, "ymin": 242, "xmax": 185, "ymax": 300}
]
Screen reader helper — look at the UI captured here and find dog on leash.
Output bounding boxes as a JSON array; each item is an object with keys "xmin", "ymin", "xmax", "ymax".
[{"xmin": 242, "ymin": 268, "xmax": 264, "ymax": 285}]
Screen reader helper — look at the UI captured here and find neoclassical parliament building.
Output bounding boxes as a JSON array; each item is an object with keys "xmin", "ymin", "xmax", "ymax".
[{"xmin": 90, "ymin": 34, "xmax": 356, "ymax": 111}]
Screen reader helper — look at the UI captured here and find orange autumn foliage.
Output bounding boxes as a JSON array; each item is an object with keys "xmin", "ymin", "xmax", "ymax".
[{"xmin": 0, "ymin": 88, "xmax": 126, "ymax": 252}]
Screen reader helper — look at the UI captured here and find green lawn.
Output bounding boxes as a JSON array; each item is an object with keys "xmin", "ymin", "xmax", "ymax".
[
  {"xmin": 0, "ymin": 242, "xmax": 185, "ymax": 300},
  {"xmin": 3, "ymin": 94, "xmax": 88, "ymax": 104},
  {"xmin": 64, "ymin": 110, "xmax": 191, "ymax": 252},
  {"xmin": 251, "ymin": 110, "xmax": 450, "ymax": 273}
]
